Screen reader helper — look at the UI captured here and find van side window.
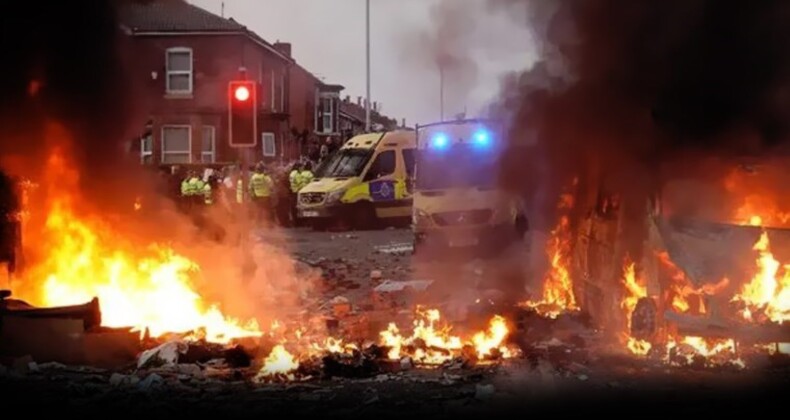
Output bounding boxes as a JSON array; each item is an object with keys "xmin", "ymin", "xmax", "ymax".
[
  {"xmin": 402, "ymin": 149, "xmax": 416, "ymax": 178},
  {"xmin": 364, "ymin": 150, "xmax": 396, "ymax": 181}
]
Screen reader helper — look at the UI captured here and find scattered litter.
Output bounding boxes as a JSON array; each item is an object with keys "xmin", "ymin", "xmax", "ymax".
[
  {"xmin": 138, "ymin": 340, "xmax": 188, "ymax": 368},
  {"xmin": 138, "ymin": 373, "xmax": 165, "ymax": 391},
  {"xmin": 375, "ymin": 243, "xmax": 413, "ymax": 254}
]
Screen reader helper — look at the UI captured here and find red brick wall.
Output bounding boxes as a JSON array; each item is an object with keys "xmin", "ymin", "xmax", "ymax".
[{"xmin": 129, "ymin": 34, "xmax": 293, "ymax": 164}]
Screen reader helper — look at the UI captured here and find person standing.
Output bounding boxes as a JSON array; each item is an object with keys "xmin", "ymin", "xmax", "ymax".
[{"xmin": 248, "ymin": 162, "xmax": 273, "ymax": 226}]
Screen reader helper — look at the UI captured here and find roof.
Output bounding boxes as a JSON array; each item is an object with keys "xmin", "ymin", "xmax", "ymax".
[
  {"xmin": 118, "ymin": 0, "xmax": 292, "ymax": 62},
  {"xmin": 118, "ymin": 0, "xmax": 245, "ymax": 32}
]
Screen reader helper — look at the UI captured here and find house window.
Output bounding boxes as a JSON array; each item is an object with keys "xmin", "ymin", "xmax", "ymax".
[
  {"xmin": 262, "ymin": 132, "xmax": 276, "ymax": 157},
  {"xmin": 161, "ymin": 126, "xmax": 191, "ymax": 164},
  {"xmin": 166, "ymin": 47, "xmax": 193, "ymax": 94},
  {"xmin": 140, "ymin": 134, "xmax": 153, "ymax": 165},
  {"xmin": 322, "ymin": 97, "xmax": 333, "ymax": 133},
  {"xmin": 201, "ymin": 126, "xmax": 215, "ymax": 163}
]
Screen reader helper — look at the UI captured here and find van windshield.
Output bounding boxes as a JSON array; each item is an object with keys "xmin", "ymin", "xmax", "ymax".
[
  {"xmin": 321, "ymin": 148, "xmax": 373, "ymax": 178},
  {"xmin": 416, "ymin": 146, "xmax": 499, "ymax": 190}
]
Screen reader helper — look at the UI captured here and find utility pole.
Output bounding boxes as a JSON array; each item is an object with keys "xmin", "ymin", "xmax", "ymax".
[
  {"xmin": 365, "ymin": 0, "xmax": 371, "ymax": 132},
  {"xmin": 439, "ymin": 62, "xmax": 445, "ymax": 121}
]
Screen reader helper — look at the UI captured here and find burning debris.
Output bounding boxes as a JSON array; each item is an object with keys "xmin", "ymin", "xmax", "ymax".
[
  {"xmin": 732, "ymin": 230, "xmax": 790, "ymax": 324},
  {"xmin": 14, "ymin": 147, "xmax": 262, "ymax": 344}
]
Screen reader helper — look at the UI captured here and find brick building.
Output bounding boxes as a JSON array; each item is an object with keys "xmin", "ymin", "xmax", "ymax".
[{"xmin": 119, "ymin": 0, "xmax": 344, "ymax": 165}]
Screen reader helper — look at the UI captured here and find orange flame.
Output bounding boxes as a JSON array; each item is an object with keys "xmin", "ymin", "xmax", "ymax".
[
  {"xmin": 620, "ymin": 259, "xmax": 651, "ymax": 356},
  {"xmin": 255, "ymin": 345, "xmax": 299, "ymax": 382},
  {"xmin": 520, "ymin": 213, "xmax": 579, "ymax": 318},
  {"xmin": 379, "ymin": 309, "xmax": 514, "ymax": 364},
  {"xmin": 17, "ymin": 146, "xmax": 261, "ymax": 344},
  {"xmin": 732, "ymin": 230, "xmax": 790, "ymax": 324}
]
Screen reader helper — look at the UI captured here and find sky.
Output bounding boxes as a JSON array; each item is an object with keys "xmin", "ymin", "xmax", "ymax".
[{"xmin": 189, "ymin": 0, "xmax": 537, "ymax": 126}]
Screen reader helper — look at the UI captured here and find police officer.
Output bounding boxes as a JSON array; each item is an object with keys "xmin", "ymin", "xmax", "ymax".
[
  {"xmin": 249, "ymin": 162, "xmax": 273, "ymax": 226},
  {"xmin": 298, "ymin": 161, "xmax": 315, "ymax": 191}
]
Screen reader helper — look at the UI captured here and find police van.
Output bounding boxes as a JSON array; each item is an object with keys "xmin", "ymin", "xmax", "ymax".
[
  {"xmin": 297, "ymin": 131, "xmax": 417, "ymax": 229},
  {"xmin": 412, "ymin": 118, "xmax": 528, "ymax": 255}
]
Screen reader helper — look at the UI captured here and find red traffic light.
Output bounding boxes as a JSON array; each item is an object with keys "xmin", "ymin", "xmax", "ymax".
[{"xmin": 234, "ymin": 85, "xmax": 250, "ymax": 102}]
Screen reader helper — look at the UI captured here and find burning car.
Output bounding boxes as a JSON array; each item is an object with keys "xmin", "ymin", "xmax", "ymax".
[{"xmin": 569, "ymin": 156, "xmax": 790, "ymax": 360}]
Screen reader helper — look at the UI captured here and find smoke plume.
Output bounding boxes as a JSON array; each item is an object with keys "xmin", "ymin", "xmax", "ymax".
[
  {"xmin": 0, "ymin": 0, "xmax": 142, "ymax": 207},
  {"xmin": 490, "ymin": 0, "xmax": 790, "ymax": 236}
]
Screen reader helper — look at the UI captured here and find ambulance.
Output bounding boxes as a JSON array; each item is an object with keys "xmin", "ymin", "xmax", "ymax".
[
  {"xmin": 297, "ymin": 131, "xmax": 417, "ymax": 229},
  {"xmin": 412, "ymin": 118, "xmax": 528, "ymax": 255}
]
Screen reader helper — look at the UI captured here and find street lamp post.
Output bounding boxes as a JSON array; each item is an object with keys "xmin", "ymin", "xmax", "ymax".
[
  {"xmin": 439, "ymin": 62, "xmax": 445, "ymax": 121},
  {"xmin": 365, "ymin": 0, "xmax": 371, "ymax": 132}
]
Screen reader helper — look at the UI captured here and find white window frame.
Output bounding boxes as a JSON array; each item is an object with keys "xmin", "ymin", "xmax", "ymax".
[
  {"xmin": 165, "ymin": 47, "xmax": 193, "ymax": 94},
  {"xmin": 262, "ymin": 132, "xmax": 276, "ymax": 157},
  {"xmin": 161, "ymin": 125, "xmax": 192, "ymax": 164},
  {"xmin": 322, "ymin": 97, "xmax": 333, "ymax": 133},
  {"xmin": 140, "ymin": 134, "xmax": 153, "ymax": 164},
  {"xmin": 201, "ymin": 126, "xmax": 216, "ymax": 163}
]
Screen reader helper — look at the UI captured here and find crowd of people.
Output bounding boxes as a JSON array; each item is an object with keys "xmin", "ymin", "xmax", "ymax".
[{"xmin": 173, "ymin": 158, "xmax": 316, "ymax": 229}]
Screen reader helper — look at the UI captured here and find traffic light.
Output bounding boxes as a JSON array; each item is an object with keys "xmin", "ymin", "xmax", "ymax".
[{"xmin": 228, "ymin": 80, "xmax": 257, "ymax": 147}]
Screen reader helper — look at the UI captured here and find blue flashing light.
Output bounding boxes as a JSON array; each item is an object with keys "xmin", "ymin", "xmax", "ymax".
[
  {"xmin": 472, "ymin": 129, "xmax": 491, "ymax": 148},
  {"xmin": 430, "ymin": 133, "xmax": 450, "ymax": 150}
]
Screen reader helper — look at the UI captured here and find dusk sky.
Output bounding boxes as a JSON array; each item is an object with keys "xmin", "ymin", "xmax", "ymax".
[{"xmin": 189, "ymin": 0, "xmax": 536, "ymax": 126}]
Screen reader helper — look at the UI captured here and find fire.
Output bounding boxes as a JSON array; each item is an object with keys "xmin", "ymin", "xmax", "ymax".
[
  {"xmin": 471, "ymin": 315, "xmax": 512, "ymax": 359},
  {"xmin": 18, "ymin": 146, "xmax": 262, "ymax": 344},
  {"xmin": 732, "ymin": 230, "xmax": 790, "ymax": 324},
  {"xmin": 627, "ymin": 337, "xmax": 652, "ymax": 356},
  {"xmin": 520, "ymin": 214, "xmax": 579, "ymax": 318},
  {"xmin": 255, "ymin": 345, "xmax": 299, "ymax": 382},
  {"xmin": 666, "ymin": 336, "xmax": 743, "ymax": 368},
  {"xmin": 621, "ymin": 260, "xmax": 647, "ymax": 328},
  {"xmin": 733, "ymin": 195, "xmax": 790, "ymax": 227},
  {"xmin": 620, "ymin": 259, "xmax": 654, "ymax": 356},
  {"xmin": 379, "ymin": 309, "xmax": 514, "ymax": 364}
]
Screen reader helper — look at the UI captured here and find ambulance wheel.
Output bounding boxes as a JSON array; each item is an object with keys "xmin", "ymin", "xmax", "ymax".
[
  {"xmin": 631, "ymin": 297, "xmax": 658, "ymax": 341},
  {"xmin": 350, "ymin": 201, "xmax": 377, "ymax": 230}
]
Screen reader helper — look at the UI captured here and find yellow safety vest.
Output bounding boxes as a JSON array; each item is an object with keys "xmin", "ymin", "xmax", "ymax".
[
  {"xmin": 203, "ymin": 183, "xmax": 212, "ymax": 205},
  {"xmin": 182, "ymin": 177, "xmax": 204, "ymax": 196},
  {"xmin": 289, "ymin": 170, "xmax": 300, "ymax": 193},
  {"xmin": 236, "ymin": 179, "xmax": 244, "ymax": 203},
  {"xmin": 249, "ymin": 173, "xmax": 271, "ymax": 198},
  {"xmin": 298, "ymin": 170, "xmax": 314, "ymax": 191}
]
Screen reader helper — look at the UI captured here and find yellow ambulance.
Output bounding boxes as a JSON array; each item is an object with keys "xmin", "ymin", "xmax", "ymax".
[{"xmin": 297, "ymin": 131, "xmax": 417, "ymax": 229}]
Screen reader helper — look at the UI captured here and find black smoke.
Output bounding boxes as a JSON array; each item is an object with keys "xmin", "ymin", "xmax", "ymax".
[
  {"xmin": 0, "ymin": 0, "xmax": 137, "ymax": 200},
  {"xmin": 491, "ymin": 0, "xmax": 790, "ymax": 234}
]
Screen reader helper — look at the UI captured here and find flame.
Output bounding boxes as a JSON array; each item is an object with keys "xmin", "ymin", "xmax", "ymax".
[
  {"xmin": 17, "ymin": 145, "xmax": 261, "ymax": 344},
  {"xmin": 627, "ymin": 337, "xmax": 652, "ymax": 356},
  {"xmin": 666, "ymin": 336, "xmax": 743, "ymax": 368},
  {"xmin": 134, "ymin": 197, "xmax": 142, "ymax": 211},
  {"xmin": 255, "ymin": 345, "xmax": 299, "ymax": 382},
  {"xmin": 520, "ymin": 214, "xmax": 579, "ymax": 318},
  {"xmin": 379, "ymin": 309, "xmax": 514, "ymax": 364},
  {"xmin": 621, "ymin": 260, "xmax": 647, "ymax": 328},
  {"xmin": 733, "ymin": 196, "xmax": 790, "ymax": 227},
  {"xmin": 732, "ymin": 230, "xmax": 790, "ymax": 324},
  {"xmin": 471, "ymin": 315, "xmax": 513, "ymax": 359}
]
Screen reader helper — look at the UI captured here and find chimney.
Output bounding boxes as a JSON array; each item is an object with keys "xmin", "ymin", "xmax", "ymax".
[
  {"xmin": 345, "ymin": 95, "xmax": 350, "ymax": 103},
  {"xmin": 402, "ymin": 118, "xmax": 406, "ymax": 127},
  {"xmin": 273, "ymin": 42, "xmax": 292, "ymax": 57},
  {"xmin": 357, "ymin": 96, "xmax": 362, "ymax": 106}
]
